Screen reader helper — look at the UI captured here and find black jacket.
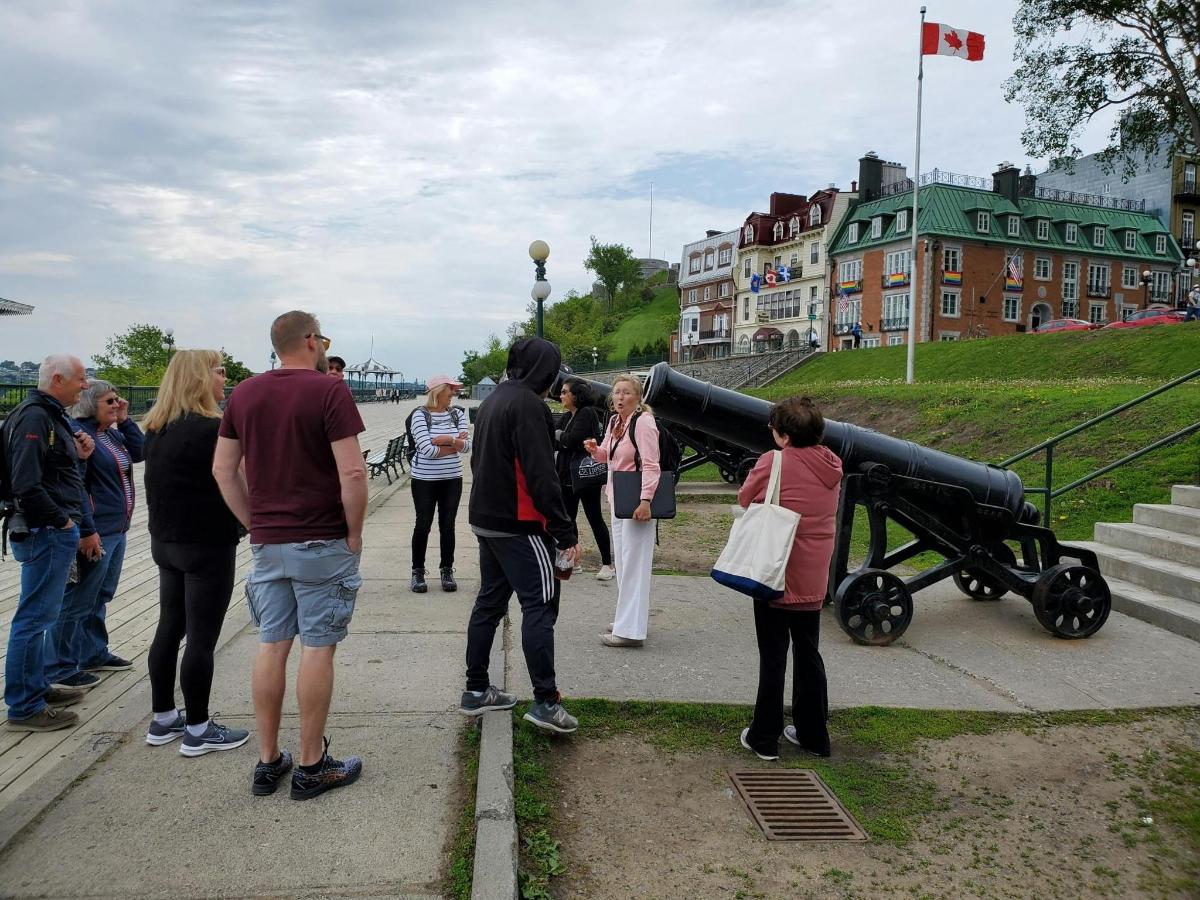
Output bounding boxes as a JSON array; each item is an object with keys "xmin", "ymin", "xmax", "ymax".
[
  {"xmin": 468, "ymin": 338, "xmax": 577, "ymax": 549},
  {"xmin": 1, "ymin": 390, "xmax": 89, "ymax": 532},
  {"xmin": 144, "ymin": 413, "xmax": 241, "ymax": 545},
  {"xmin": 555, "ymin": 405, "xmax": 605, "ymax": 487}
]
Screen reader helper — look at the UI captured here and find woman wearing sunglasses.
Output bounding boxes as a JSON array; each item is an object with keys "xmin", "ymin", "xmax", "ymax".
[{"xmin": 45, "ymin": 380, "xmax": 145, "ymax": 692}]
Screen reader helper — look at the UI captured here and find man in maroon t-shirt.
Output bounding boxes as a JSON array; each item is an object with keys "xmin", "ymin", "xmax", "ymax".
[{"xmin": 214, "ymin": 310, "xmax": 369, "ymax": 801}]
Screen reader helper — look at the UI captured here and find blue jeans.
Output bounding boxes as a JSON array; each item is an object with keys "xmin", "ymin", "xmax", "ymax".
[
  {"xmin": 46, "ymin": 531, "xmax": 128, "ymax": 683},
  {"xmin": 1185, "ymin": 306, "xmax": 1199, "ymax": 322},
  {"xmin": 5, "ymin": 524, "xmax": 79, "ymax": 719}
]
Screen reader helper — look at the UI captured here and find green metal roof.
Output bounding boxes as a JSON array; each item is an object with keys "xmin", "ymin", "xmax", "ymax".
[{"xmin": 827, "ymin": 184, "xmax": 1183, "ymax": 262}]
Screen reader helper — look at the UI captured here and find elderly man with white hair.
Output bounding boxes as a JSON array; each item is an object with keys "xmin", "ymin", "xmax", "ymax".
[{"xmin": 1, "ymin": 355, "xmax": 98, "ymax": 731}]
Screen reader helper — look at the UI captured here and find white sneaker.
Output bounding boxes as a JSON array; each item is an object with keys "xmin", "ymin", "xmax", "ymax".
[{"xmin": 596, "ymin": 564, "xmax": 615, "ymax": 581}]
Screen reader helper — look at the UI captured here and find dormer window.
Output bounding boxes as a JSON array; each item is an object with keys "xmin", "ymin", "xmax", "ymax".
[
  {"xmin": 1124, "ymin": 230, "xmax": 1137, "ymax": 251},
  {"xmin": 1007, "ymin": 216, "xmax": 1021, "ymax": 237},
  {"xmin": 1036, "ymin": 219, "xmax": 1049, "ymax": 241},
  {"xmin": 871, "ymin": 217, "xmax": 882, "ymax": 238},
  {"xmin": 744, "ymin": 224, "xmax": 754, "ymax": 244},
  {"xmin": 1065, "ymin": 222, "xmax": 1078, "ymax": 244},
  {"xmin": 688, "ymin": 255, "xmax": 701, "ymax": 274},
  {"xmin": 976, "ymin": 212, "xmax": 990, "ymax": 233},
  {"xmin": 704, "ymin": 250, "xmax": 715, "ymax": 270},
  {"xmin": 789, "ymin": 216, "xmax": 800, "ymax": 237},
  {"xmin": 809, "ymin": 205, "xmax": 822, "ymax": 226},
  {"xmin": 1093, "ymin": 225, "xmax": 1106, "ymax": 247},
  {"xmin": 772, "ymin": 221, "xmax": 784, "ymax": 240},
  {"xmin": 896, "ymin": 209, "xmax": 908, "ymax": 232},
  {"xmin": 848, "ymin": 223, "xmax": 859, "ymax": 243},
  {"xmin": 1155, "ymin": 234, "xmax": 1167, "ymax": 254}
]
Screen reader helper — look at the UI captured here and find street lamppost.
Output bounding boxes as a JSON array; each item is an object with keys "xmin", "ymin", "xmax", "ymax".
[
  {"xmin": 161, "ymin": 327, "xmax": 175, "ymax": 364},
  {"xmin": 269, "ymin": 350, "xmax": 277, "ymax": 370},
  {"xmin": 591, "ymin": 346, "xmax": 598, "ymax": 370},
  {"xmin": 529, "ymin": 240, "xmax": 551, "ymax": 338},
  {"xmin": 1140, "ymin": 269, "xmax": 1153, "ymax": 310}
]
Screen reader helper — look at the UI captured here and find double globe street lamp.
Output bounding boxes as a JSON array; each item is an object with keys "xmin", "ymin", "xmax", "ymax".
[
  {"xmin": 161, "ymin": 327, "xmax": 175, "ymax": 363},
  {"xmin": 529, "ymin": 240, "xmax": 551, "ymax": 338}
]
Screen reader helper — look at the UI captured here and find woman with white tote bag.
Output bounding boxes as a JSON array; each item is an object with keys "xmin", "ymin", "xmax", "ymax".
[{"xmin": 732, "ymin": 397, "xmax": 843, "ymax": 761}]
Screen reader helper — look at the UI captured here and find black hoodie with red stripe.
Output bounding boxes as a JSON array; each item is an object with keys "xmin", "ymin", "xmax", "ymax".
[{"xmin": 468, "ymin": 338, "xmax": 578, "ymax": 550}]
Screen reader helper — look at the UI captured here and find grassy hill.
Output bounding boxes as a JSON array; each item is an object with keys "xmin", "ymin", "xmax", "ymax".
[{"xmin": 603, "ymin": 275, "xmax": 679, "ymax": 362}]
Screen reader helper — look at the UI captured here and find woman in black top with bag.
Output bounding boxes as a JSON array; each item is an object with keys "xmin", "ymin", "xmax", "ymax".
[
  {"xmin": 556, "ymin": 378, "xmax": 614, "ymax": 580},
  {"xmin": 141, "ymin": 349, "xmax": 249, "ymax": 757}
]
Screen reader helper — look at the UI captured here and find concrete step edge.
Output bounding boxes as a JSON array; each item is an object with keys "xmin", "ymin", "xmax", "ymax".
[
  {"xmin": 1172, "ymin": 484, "xmax": 1200, "ymax": 509},
  {"xmin": 1105, "ymin": 576, "xmax": 1200, "ymax": 643},
  {"xmin": 1093, "ymin": 522, "xmax": 1200, "ymax": 562}
]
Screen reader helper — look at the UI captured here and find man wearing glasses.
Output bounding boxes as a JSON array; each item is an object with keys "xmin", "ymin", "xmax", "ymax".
[{"xmin": 213, "ymin": 311, "xmax": 368, "ymax": 800}]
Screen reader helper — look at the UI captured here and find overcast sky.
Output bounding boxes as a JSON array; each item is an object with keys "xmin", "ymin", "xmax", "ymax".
[{"xmin": 0, "ymin": 0, "xmax": 1116, "ymax": 379}]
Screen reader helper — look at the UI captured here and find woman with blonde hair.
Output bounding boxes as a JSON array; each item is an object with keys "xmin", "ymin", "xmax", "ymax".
[
  {"xmin": 583, "ymin": 374, "xmax": 660, "ymax": 648},
  {"xmin": 142, "ymin": 349, "xmax": 249, "ymax": 758}
]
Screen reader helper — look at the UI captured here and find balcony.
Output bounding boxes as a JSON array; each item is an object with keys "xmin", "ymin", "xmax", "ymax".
[
  {"xmin": 1086, "ymin": 284, "xmax": 1111, "ymax": 299},
  {"xmin": 1149, "ymin": 290, "xmax": 1172, "ymax": 304},
  {"xmin": 833, "ymin": 323, "xmax": 856, "ymax": 336},
  {"xmin": 880, "ymin": 317, "xmax": 910, "ymax": 332},
  {"xmin": 882, "ymin": 272, "xmax": 911, "ymax": 289},
  {"xmin": 836, "ymin": 279, "xmax": 863, "ymax": 295},
  {"xmin": 1177, "ymin": 179, "xmax": 1199, "ymax": 201},
  {"xmin": 1180, "ymin": 232, "xmax": 1197, "ymax": 251},
  {"xmin": 699, "ymin": 329, "xmax": 731, "ymax": 341}
]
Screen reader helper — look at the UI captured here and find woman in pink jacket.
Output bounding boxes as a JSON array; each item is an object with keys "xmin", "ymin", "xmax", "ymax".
[
  {"xmin": 583, "ymin": 374, "xmax": 660, "ymax": 648},
  {"xmin": 736, "ymin": 396, "xmax": 843, "ymax": 761}
]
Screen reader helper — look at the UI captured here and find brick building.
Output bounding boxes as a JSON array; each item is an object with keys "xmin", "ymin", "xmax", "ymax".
[
  {"xmin": 671, "ymin": 229, "xmax": 737, "ymax": 362},
  {"xmin": 825, "ymin": 155, "xmax": 1184, "ymax": 349}
]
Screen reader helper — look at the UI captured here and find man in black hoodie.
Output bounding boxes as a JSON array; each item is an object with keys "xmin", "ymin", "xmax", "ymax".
[{"xmin": 460, "ymin": 338, "xmax": 581, "ymax": 734}]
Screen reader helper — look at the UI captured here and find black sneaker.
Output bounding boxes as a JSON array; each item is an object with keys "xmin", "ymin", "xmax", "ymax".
[
  {"xmin": 252, "ymin": 749, "xmax": 294, "ymax": 796},
  {"xmin": 410, "ymin": 568, "xmax": 428, "ymax": 593},
  {"xmin": 51, "ymin": 671, "xmax": 100, "ymax": 690},
  {"xmin": 179, "ymin": 719, "xmax": 250, "ymax": 757},
  {"xmin": 290, "ymin": 738, "xmax": 362, "ymax": 801},
  {"xmin": 440, "ymin": 567, "xmax": 457, "ymax": 592},
  {"xmin": 459, "ymin": 685, "xmax": 517, "ymax": 716},
  {"xmin": 87, "ymin": 655, "xmax": 133, "ymax": 672}
]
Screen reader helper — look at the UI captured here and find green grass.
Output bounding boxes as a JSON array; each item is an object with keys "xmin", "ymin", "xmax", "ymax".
[
  {"xmin": 604, "ymin": 278, "xmax": 680, "ymax": 362},
  {"xmin": 446, "ymin": 722, "xmax": 482, "ymax": 900},
  {"xmin": 512, "ymin": 713, "xmax": 562, "ymax": 899}
]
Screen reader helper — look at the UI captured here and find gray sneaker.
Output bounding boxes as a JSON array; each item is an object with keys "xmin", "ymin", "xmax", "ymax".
[
  {"xmin": 180, "ymin": 719, "xmax": 250, "ymax": 757},
  {"xmin": 459, "ymin": 685, "xmax": 517, "ymax": 716},
  {"xmin": 523, "ymin": 701, "xmax": 578, "ymax": 735}
]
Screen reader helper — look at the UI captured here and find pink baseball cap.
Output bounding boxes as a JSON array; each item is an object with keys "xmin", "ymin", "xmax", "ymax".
[{"xmin": 426, "ymin": 374, "xmax": 463, "ymax": 392}]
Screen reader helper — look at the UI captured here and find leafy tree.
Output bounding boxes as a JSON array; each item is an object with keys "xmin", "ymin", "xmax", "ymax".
[
  {"xmin": 220, "ymin": 350, "xmax": 253, "ymax": 384},
  {"xmin": 92, "ymin": 324, "xmax": 173, "ymax": 385},
  {"xmin": 0, "ymin": 360, "xmax": 15, "ymax": 369},
  {"xmin": 19, "ymin": 361, "xmax": 38, "ymax": 373},
  {"xmin": 461, "ymin": 334, "xmax": 508, "ymax": 386},
  {"xmin": 1004, "ymin": 1, "xmax": 1200, "ymax": 175},
  {"xmin": 584, "ymin": 237, "xmax": 642, "ymax": 312}
]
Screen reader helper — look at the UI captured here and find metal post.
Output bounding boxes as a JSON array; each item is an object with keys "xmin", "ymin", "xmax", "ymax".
[
  {"xmin": 905, "ymin": 7, "xmax": 927, "ymax": 384},
  {"xmin": 1044, "ymin": 445, "xmax": 1054, "ymax": 522}
]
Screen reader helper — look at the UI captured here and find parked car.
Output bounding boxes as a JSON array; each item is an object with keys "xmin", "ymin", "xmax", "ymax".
[
  {"xmin": 1034, "ymin": 318, "xmax": 1098, "ymax": 334},
  {"xmin": 1102, "ymin": 307, "xmax": 1187, "ymax": 329}
]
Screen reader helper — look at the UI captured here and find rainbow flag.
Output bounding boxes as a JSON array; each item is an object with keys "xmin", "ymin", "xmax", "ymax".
[
  {"xmin": 839, "ymin": 279, "xmax": 862, "ymax": 293},
  {"xmin": 942, "ymin": 271, "xmax": 962, "ymax": 285},
  {"xmin": 1004, "ymin": 277, "xmax": 1023, "ymax": 292},
  {"xmin": 885, "ymin": 272, "xmax": 909, "ymax": 287}
]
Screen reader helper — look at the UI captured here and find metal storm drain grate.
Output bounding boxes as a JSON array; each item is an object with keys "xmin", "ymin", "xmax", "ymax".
[{"xmin": 729, "ymin": 769, "xmax": 868, "ymax": 842}]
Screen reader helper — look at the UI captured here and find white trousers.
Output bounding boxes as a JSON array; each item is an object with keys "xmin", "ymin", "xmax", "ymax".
[{"xmin": 610, "ymin": 516, "xmax": 656, "ymax": 640}]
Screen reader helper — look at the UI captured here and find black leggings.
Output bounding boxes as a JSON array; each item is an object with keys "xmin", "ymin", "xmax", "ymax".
[
  {"xmin": 746, "ymin": 601, "xmax": 829, "ymax": 757},
  {"xmin": 411, "ymin": 477, "xmax": 463, "ymax": 570},
  {"xmin": 147, "ymin": 540, "xmax": 237, "ymax": 725},
  {"xmin": 563, "ymin": 483, "xmax": 612, "ymax": 565}
]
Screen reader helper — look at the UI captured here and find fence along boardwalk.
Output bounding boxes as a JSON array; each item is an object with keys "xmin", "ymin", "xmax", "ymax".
[{"xmin": 0, "ymin": 398, "xmax": 434, "ymax": 815}]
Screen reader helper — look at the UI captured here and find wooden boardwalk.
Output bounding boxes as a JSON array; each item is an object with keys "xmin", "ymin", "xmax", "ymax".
[{"xmin": 0, "ymin": 398, "xmax": 428, "ymax": 819}]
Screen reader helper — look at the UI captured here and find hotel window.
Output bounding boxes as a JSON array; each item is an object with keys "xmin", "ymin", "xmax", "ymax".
[
  {"xmin": 1065, "ymin": 223, "xmax": 1078, "ymax": 244},
  {"xmin": 1007, "ymin": 216, "xmax": 1021, "ymax": 237},
  {"xmin": 773, "ymin": 255, "xmax": 782, "ymax": 270},
  {"xmin": 1037, "ymin": 219, "xmax": 1050, "ymax": 241},
  {"xmin": 861, "ymin": 336, "xmax": 881, "ymax": 349},
  {"xmin": 744, "ymin": 225, "xmax": 754, "ymax": 243},
  {"xmin": 789, "ymin": 217, "xmax": 800, "ymax": 237},
  {"xmin": 790, "ymin": 252, "xmax": 799, "ymax": 267},
  {"xmin": 809, "ymin": 205, "xmax": 822, "ymax": 226},
  {"xmin": 1152, "ymin": 270, "xmax": 1171, "ymax": 298},
  {"xmin": 836, "ymin": 299, "xmax": 861, "ymax": 327},
  {"xmin": 871, "ymin": 217, "xmax": 882, "ymax": 238},
  {"xmin": 1062, "ymin": 298, "xmax": 1079, "ymax": 318},
  {"xmin": 1122, "ymin": 265, "xmax": 1138, "ymax": 289},
  {"xmin": 976, "ymin": 212, "xmax": 990, "ymax": 233},
  {"xmin": 1155, "ymin": 234, "xmax": 1167, "ymax": 254},
  {"xmin": 848, "ymin": 223, "xmax": 859, "ymax": 243},
  {"xmin": 809, "ymin": 242, "xmax": 820, "ymax": 264},
  {"xmin": 941, "ymin": 291, "xmax": 960, "ymax": 317},
  {"xmin": 1183, "ymin": 211, "xmax": 1195, "ymax": 246},
  {"xmin": 743, "ymin": 257, "xmax": 752, "ymax": 277},
  {"xmin": 1124, "ymin": 230, "xmax": 1137, "ymax": 251},
  {"xmin": 704, "ymin": 250, "xmax": 715, "ymax": 270},
  {"xmin": 896, "ymin": 209, "xmax": 908, "ymax": 232},
  {"xmin": 689, "ymin": 256, "xmax": 702, "ymax": 274},
  {"xmin": 1087, "ymin": 263, "xmax": 1110, "ymax": 297},
  {"xmin": 1121, "ymin": 305, "xmax": 1136, "ymax": 321},
  {"xmin": 719, "ymin": 282, "xmax": 731, "ymax": 298},
  {"xmin": 1062, "ymin": 261, "xmax": 1079, "ymax": 300},
  {"xmin": 1034, "ymin": 257, "xmax": 1051, "ymax": 280},
  {"xmin": 703, "ymin": 286, "xmax": 711, "ymax": 301},
  {"xmin": 888, "ymin": 334, "xmax": 905, "ymax": 346},
  {"xmin": 838, "ymin": 259, "xmax": 863, "ymax": 283},
  {"xmin": 809, "ymin": 285, "xmax": 819, "ymax": 302},
  {"xmin": 742, "ymin": 297, "xmax": 750, "ymax": 319},
  {"xmin": 718, "ymin": 247, "xmax": 732, "ymax": 266},
  {"xmin": 687, "ymin": 289, "xmax": 697, "ymax": 303},
  {"xmin": 883, "ymin": 293, "xmax": 910, "ymax": 325},
  {"xmin": 885, "ymin": 249, "xmax": 911, "ymax": 276},
  {"xmin": 1088, "ymin": 302, "xmax": 1106, "ymax": 324},
  {"xmin": 943, "ymin": 246, "xmax": 961, "ymax": 273},
  {"xmin": 1093, "ymin": 225, "xmax": 1106, "ymax": 248},
  {"xmin": 1003, "ymin": 296, "xmax": 1021, "ymax": 322},
  {"xmin": 939, "ymin": 332, "xmax": 960, "ymax": 342},
  {"xmin": 773, "ymin": 221, "xmax": 784, "ymax": 240}
]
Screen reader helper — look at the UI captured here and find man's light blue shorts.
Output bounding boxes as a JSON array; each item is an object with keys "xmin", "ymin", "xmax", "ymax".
[{"xmin": 245, "ymin": 539, "xmax": 362, "ymax": 647}]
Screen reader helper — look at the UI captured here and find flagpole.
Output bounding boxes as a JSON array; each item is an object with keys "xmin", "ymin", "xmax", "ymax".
[{"xmin": 905, "ymin": 6, "xmax": 927, "ymax": 385}]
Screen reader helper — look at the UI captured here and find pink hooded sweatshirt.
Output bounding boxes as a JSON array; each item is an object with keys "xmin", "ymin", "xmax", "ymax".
[{"xmin": 737, "ymin": 445, "xmax": 843, "ymax": 609}]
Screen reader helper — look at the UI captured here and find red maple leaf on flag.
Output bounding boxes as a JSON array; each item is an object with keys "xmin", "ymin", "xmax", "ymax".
[{"xmin": 943, "ymin": 30, "xmax": 963, "ymax": 51}]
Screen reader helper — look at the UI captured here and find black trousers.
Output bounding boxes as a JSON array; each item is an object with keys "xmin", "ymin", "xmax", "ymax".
[
  {"xmin": 746, "ymin": 601, "xmax": 829, "ymax": 757},
  {"xmin": 411, "ymin": 477, "xmax": 463, "ymax": 570},
  {"xmin": 563, "ymin": 482, "xmax": 612, "ymax": 566},
  {"xmin": 465, "ymin": 534, "xmax": 560, "ymax": 704},
  {"xmin": 147, "ymin": 540, "xmax": 237, "ymax": 725}
]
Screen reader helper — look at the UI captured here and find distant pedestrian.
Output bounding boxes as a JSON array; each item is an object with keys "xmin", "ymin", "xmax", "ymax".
[
  {"xmin": 45, "ymin": 380, "xmax": 145, "ymax": 693},
  {"xmin": 2, "ymin": 355, "xmax": 95, "ymax": 731},
  {"xmin": 736, "ymin": 396, "xmax": 842, "ymax": 762},
  {"xmin": 556, "ymin": 377, "xmax": 613, "ymax": 580},
  {"xmin": 851, "ymin": 322, "xmax": 863, "ymax": 348},
  {"xmin": 214, "ymin": 311, "xmax": 368, "ymax": 799},
  {"xmin": 461, "ymin": 338, "xmax": 581, "ymax": 734},
  {"xmin": 409, "ymin": 375, "xmax": 470, "ymax": 593},
  {"xmin": 583, "ymin": 374, "xmax": 659, "ymax": 648},
  {"xmin": 143, "ymin": 350, "xmax": 248, "ymax": 756},
  {"xmin": 1185, "ymin": 287, "xmax": 1200, "ymax": 322}
]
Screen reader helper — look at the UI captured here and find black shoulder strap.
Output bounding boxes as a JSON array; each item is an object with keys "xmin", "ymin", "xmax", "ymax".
[{"xmin": 627, "ymin": 411, "xmax": 643, "ymax": 471}]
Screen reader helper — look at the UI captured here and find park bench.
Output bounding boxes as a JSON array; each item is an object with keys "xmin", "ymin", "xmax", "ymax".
[{"xmin": 366, "ymin": 435, "xmax": 405, "ymax": 483}]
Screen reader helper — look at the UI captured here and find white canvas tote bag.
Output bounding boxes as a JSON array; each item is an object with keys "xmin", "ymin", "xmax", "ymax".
[{"xmin": 710, "ymin": 451, "xmax": 800, "ymax": 600}]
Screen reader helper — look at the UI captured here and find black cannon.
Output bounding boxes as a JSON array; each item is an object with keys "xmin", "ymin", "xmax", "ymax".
[{"xmin": 637, "ymin": 362, "xmax": 1111, "ymax": 645}]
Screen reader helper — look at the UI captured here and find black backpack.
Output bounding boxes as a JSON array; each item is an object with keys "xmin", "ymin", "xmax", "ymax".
[
  {"xmin": 625, "ymin": 411, "xmax": 683, "ymax": 484},
  {"xmin": 405, "ymin": 406, "xmax": 467, "ymax": 463}
]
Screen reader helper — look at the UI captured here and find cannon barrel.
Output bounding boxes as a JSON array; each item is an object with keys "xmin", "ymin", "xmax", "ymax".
[{"xmin": 641, "ymin": 362, "xmax": 1031, "ymax": 522}]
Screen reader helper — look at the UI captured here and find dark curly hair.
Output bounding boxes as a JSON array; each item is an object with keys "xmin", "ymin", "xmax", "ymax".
[
  {"xmin": 562, "ymin": 377, "xmax": 597, "ymax": 409},
  {"xmin": 768, "ymin": 396, "xmax": 824, "ymax": 447}
]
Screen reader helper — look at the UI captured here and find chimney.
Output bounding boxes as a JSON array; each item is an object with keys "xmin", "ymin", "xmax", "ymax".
[
  {"xmin": 705, "ymin": 229, "xmax": 722, "ymax": 238},
  {"xmin": 851, "ymin": 179, "xmax": 858, "ymax": 193},
  {"xmin": 858, "ymin": 151, "xmax": 884, "ymax": 202},
  {"xmin": 1018, "ymin": 164, "xmax": 1036, "ymax": 200},
  {"xmin": 768, "ymin": 192, "xmax": 807, "ymax": 216},
  {"xmin": 992, "ymin": 162, "xmax": 1020, "ymax": 205}
]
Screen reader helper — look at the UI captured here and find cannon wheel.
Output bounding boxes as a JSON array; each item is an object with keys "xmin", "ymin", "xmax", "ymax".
[
  {"xmin": 953, "ymin": 543, "xmax": 1017, "ymax": 602},
  {"xmin": 1031, "ymin": 564, "xmax": 1111, "ymax": 639},
  {"xmin": 835, "ymin": 570, "xmax": 913, "ymax": 646},
  {"xmin": 735, "ymin": 457, "xmax": 756, "ymax": 485}
]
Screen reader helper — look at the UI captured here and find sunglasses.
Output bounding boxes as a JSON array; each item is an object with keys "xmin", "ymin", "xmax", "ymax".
[
  {"xmin": 103, "ymin": 397, "xmax": 122, "ymax": 405},
  {"xmin": 306, "ymin": 333, "xmax": 332, "ymax": 350}
]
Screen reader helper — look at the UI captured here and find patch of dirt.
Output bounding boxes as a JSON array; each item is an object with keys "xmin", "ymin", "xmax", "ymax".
[
  {"xmin": 576, "ymin": 502, "xmax": 734, "ymax": 576},
  {"xmin": 817, "ymin": 397, "xmax": 924, "ymax": 440},
  {"xmin": 544, "ymin": 719, "xmax": 1200, "ymax": 899}
]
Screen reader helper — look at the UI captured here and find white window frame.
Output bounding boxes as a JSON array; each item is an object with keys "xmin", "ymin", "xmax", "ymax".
[
  {"xmin": 1037, "ymin": 219, "xmax": 1050, "ymax": 241},
  {"xmin": 871, "ymin": 217, "xmax": 882, "ymax": 239},
  {"xmin": 718, "ymin": 247, "xmax": 732, "ymax": 266},
  {"xmin": 884, "ymin": 249, "xmax": 912, "ymax": 277},
  {"xmin": 1065, "ymin": 223, "xmax": 1078, "ymax": 244},
  {"xmin": 703, "ymin": 286, "xmax": 711, "ymax": 301},
  {"xmin": 809, "ymin": 242, "xmax": 819, "ymax": 264},
  {"xmin": 687, "ymin": 289, "xmax": 697, "ymax": 303},
  {"xmin": 1034, "ymin": 257, "xmax": 1051, "ymax": 280},
  {"xmin": 1093, "ymin": 225, "xmax": 1106, "ymax": 248},
  {"xmin": 743, "ymin": 257, "xmax": 752, "ymax": 278},
  {"xmin": 719, "ymin": 282, "xmax": 731, "ymax": 298},
  {"xmin": 861, "ymin": 336, "xmax": 882, "ymax": 349},
  {"xmin": 883, "ymin": 292, "xmax": 910, "ymax": 327},
  {"xmin": 1007, "ymin": 216, "xmax": 1021, "ymax": 237},
  {"xmin": 688, "ymin": 256, "xmax": 702, "ymax": 274},
  {"xmin": 1121, "ymin": 305, "xmax": 1137, "ymax": 322},
  {"xmin": 744, "ymin": 224, "xmax": 754, "ymax": 243},
  {"xmin": 1155, "ymin": 234, "xmax": 1167, "ymax": 254},
  {"xmin": 773, "ymin": 221, "xmax": 784, "ymax": 241},
  {"xmin": 941, "ymin": 290, "xmax": 960, "ymax": 318},
  {"xmin": 1124, "ymin": 230, "xmax": 1137, "ymax": 251},
  {"xmin": 704, "ymin": 250, "xmax": 715, "ymax": 270},
  {"xmin": 789, "ymin": 217, "xmax": 800, "ymax": 238},
  {"xmin": 939, "ymin": 332, "xmax": 960, "ymax": 342},
  {"xmin": 1003, "ymin": 295, "xmax": 1021, "ymax": 322},
  {"xmin": 809, "ymin": 205, "xmax": 822, "ymax": 226},
  {"xmin": 1152, "ymin": 270, "xmax": 1171, "ymax": 299},
  {"xmin": 742, "ymin": 297, "xmax": 750, "ymax": 320},
  {"xmin": 848, "ymin": 223, "xmax": 859, "ymax": 243},
  {"xmin": 1062, "ymin": 298, "xmax": 1079, "ymax": 318},
  {"xmin": 976, "ymin": 212, "xmax": 990, "ymax": 233},
  {"xmin": 838, "ymin": 259, "xmax": 863, "ymax": 283},
  {"xmin": 888, "ymin": 334, "xmax": 905, "ymax": 346},
  {"xmin": 896, "ymin": 209, "xmax": 908, "ymax": 232},
  {"xmin": 1087, "ymin": 263, "xmax": 1111, "ymax": 296},
  {"xmin": 1062, "ymin": 261, "xmax": 1079, "ymax": 301},
  {"xmin": 1122, "ymin": 265, "xmax": 1138, "ymax": 289},
  {"xmin": 790, "ymin": 252, "xmax": 799, "ymax": 267},
  {"xmin": 1088, "ymin": 302, "xmax": 1106, "ymax": 324},
  {"xmin": 942, "ymin": 246, "xmax": 961, "ymax": 273}
]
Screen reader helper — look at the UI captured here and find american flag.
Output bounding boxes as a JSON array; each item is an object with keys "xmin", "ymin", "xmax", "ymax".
[
  {"xmin": 1007, "ymin": 254, "xmax": 1023, "ymax": 287},
  {"xmin": 836, "ymin": 286, "xmax": 850, "ymax": 315}
]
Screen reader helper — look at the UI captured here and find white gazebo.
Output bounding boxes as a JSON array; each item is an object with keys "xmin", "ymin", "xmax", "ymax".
[
  {"xmin": 346, "ymin": 355, "xmax": 399, "ymax": 390},
  {"xmin": 0, "ymin": 297, "xmax": 34, "ymax": 316}
]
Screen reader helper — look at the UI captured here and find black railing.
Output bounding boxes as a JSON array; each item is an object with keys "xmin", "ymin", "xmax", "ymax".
[
  {"xmin": 1086, "ymin": 284, "xmax": 1111, "ymax": 298},
  {"xmin": 1178, "ymin": 179, "xmax": 1198, "ymax": 197},
  {"xmin": 833, "ymin": 323, "xmax": 856, "ymax": 336},
  {"xmin": 1025, "ymin": 185, "xmax": 1145, "ymax": 212},
  {"xmin": 999, "ymin": 368, "xmax": 1200, "ymax": 521},
  {"xmin": 880, "ymin": 317, "xmax": 910, "ymax": 332},
  {"xmin": 699, "ymin": 330, "xmax": 730, "ymax": 341}
]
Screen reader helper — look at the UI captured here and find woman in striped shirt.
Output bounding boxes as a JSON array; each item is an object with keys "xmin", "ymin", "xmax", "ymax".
[{"xmin": 410, "ymin": 375, "xmax": 471, "ymax": 593}]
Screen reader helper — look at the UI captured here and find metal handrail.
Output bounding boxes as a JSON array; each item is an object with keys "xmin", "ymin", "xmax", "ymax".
[{"xmin": 999, "ymin": 368, "xmax": 1200, "ymax": 519}]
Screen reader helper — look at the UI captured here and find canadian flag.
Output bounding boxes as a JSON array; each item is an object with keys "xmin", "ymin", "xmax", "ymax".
[{"xmin": 922, "ymin": 22, "xmax": 985, "ymax": 61}]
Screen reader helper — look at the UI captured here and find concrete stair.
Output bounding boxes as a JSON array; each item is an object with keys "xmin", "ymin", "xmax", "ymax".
[{"xmin": 1071, "ymin": 485, "xmax": 1200, "ymax": 642}]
